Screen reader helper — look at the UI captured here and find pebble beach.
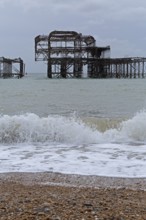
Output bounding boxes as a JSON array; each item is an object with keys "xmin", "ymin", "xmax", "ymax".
[{"xmin": 0, "ymin": 172, "xmax": 146, "ymax": 220}]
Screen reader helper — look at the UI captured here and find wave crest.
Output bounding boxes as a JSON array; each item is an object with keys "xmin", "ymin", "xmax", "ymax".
[
  {"xmin": 0, "ymin": 113, "xmax": 101, "ymax": 144},
  {"xmin": 1, "ymin": 111, "xmax": 146, "ymax": 145},
  {"xmin": 104, "ymin": 110, "xmax": 146, "ymax": 143}
]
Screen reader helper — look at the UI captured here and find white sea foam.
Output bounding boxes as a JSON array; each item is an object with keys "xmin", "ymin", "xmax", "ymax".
[
  {"xmin": 0, "ymin": 113, "xmax": 102, "ymax": 144},
  {"xmin": 0, "ymin": 112, "xmax": 146, "ymax": 177},
  {"xmin": 0, "ymin": 111, "xmax": 146, "ymax": 145},
  {"xmin": 119, "ymin": 110, "xmax": 146, "ymax": 142},
  {"xmin": 104, "ymin": 110, "xmax": 146, "ymax": 144}
]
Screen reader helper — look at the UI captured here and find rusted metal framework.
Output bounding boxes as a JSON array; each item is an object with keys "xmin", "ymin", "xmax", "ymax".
[
  {"xmin": 0, "ymin": 57, "xmax": 25, "ymax": 78},
  {"xmin": 35, "ymin": 30, "xmax": 110, "ymax": 78},
  {"xmin": 35, "ymin": 30, "xmax": 146, "ymax": 78},
  {"xmin": 88, "ymin": 57, "xmax": 146, "ymax": 78}
]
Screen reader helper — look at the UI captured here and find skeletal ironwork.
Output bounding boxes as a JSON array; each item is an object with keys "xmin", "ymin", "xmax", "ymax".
[
  {"xmin": 35, "ymin": 30, "xmax": 146, "ymax": 78},
  {"xmin": 0, "ymin": 57, "xmax": 25, "ymax": 78}
]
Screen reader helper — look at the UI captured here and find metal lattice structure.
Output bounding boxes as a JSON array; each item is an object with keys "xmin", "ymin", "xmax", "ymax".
[
  {"xmin": 35, "ymin": 30, "xmax": 110, "ymax": 78},
  {"xmin": 0, "ymin": 57, "xmax": 25, "ymax": 78},
  {"xmin": 35, "ymin": 30, "xmax": 146, "ymax": 78},
  {"xmin": 87, "ymin": 57, "xmax": 146, "ymax": 78}
]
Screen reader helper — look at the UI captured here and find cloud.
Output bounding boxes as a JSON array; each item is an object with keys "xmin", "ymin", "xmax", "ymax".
[
  {"xmin": 0, "ymin": 0, "xmax": 146, "ymax": 72},
  {"xmin": 0, "ymin": 0, "xmax": 43, "ymax": 11}
]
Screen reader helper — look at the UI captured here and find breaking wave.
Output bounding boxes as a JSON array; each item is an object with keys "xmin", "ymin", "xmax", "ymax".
[
  {"xmin": 104, "ymin": 110, "xmax": 146, "ymax": 144},
  {"xmin": 0, "ymin": 111, "xmax": 146, "ymax": 144},
  {"xmin": 0, "ymin": 113, "xmax": 101, "ymax": 144}
]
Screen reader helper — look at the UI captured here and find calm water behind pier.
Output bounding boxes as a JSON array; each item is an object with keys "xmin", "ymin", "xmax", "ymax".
[{"xmin": 0, "ymin": 74, "xmax": 146, "ymax": 177}]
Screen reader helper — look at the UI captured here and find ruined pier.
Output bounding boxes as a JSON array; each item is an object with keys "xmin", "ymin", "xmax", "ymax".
[
  {"xmin": 35, "ymin": 30, "xmax": 146, "ymax": 78},
  {"xmin": 0, "ymin": 57, "xmax": 25, "ymax": 78}
]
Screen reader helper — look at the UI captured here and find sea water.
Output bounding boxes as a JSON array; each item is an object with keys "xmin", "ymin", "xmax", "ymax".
[{"xmin": 0, "ymin": 74, "xmax": 146, "ymax": 177}]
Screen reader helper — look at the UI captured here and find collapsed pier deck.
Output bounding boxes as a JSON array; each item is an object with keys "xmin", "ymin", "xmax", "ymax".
[{"xmin": 35, "ymin": 30, "xmax": 146, "ymax": 78}]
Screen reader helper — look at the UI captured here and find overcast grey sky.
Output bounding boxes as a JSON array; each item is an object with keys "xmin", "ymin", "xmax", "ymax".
[{"xmin": 0, "ymin": 0, "xmax": 146, "ymax": 73}]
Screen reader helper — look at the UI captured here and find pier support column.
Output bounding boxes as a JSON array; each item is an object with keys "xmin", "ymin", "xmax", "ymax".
[{"xmin": 47, "ymin": 60, "xmax": 52, "ymax": 78}]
